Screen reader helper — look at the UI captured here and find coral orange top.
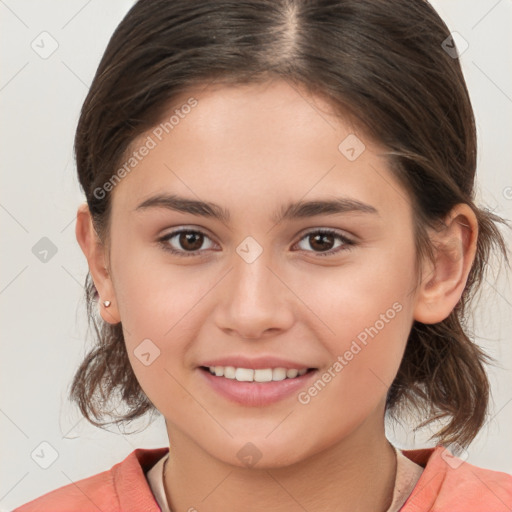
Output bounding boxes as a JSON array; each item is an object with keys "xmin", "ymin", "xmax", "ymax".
[{"xmin": 13, "ymin": 446, "xmax": 512, "ymax": 511}]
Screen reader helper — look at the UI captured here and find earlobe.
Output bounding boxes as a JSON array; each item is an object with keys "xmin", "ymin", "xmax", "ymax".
[
  {"xmin": 413, "ymin": 204, "xmax": 478, "ymax": 324},
  {"xmin": 75, "ymin": 203, "xmax": 121, "ymax": 324}
]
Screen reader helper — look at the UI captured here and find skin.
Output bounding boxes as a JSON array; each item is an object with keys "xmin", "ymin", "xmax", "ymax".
[{"xmin": 76, "ymin": 79, "xmax": 478, "ymax": 512}]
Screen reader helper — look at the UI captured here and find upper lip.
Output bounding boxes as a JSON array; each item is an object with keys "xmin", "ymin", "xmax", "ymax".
[{"xmin": 199, "ymin": 356, "xmax": 316, "ymax": 370}]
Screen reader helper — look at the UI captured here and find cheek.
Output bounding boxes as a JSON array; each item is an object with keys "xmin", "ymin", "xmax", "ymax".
[
  {"xmin": 296, "ymin": 302, "xmax": 412, "ymax": 445},
  {"xmin": 112, "ymin": 262, "xmax": 203, "ymax": 416},
  {"xmin": 296, "ymin": 236, "xmax": 415, "ymax": 407},
  {"xmin": 297, "ymin": 231, "xmax": 416, "ymax": 344},
  {"xmin": 111, "ymin": 240, "xmax": 207, "ymax": 341},
  {"xmin": 109, "ymin": 245, "xmax": 230, "ymax": 408}
]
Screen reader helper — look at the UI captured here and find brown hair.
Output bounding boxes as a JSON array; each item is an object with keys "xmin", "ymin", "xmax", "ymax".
[{"xmin": 70, "ymin": 0, "xmax": 509, "ymax": 447}]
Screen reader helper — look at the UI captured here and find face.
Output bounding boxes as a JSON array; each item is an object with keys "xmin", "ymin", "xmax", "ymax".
[{"xmin": 102, "ymin": 79, "xmax": 419, "ymax": 467}]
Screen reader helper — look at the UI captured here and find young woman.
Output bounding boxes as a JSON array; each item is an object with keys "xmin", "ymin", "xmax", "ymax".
[{"xmin": 14, "ymin": 0, "xmax": 511, "ymax": 511}]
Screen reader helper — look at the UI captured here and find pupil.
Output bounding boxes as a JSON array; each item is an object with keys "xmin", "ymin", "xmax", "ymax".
[
  {"xmin": 181, "ymin": 232, "xmax": 202, "ymax": 251},
  {"xmin": 311, "ymin": 233, "xmax": 333, "ymax": 251}
]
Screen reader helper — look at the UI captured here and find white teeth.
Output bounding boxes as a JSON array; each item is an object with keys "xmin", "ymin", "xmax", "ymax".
[
  {"xmin": 272, "ymin": 368, "xmax": 287, "ymax": 381},
  {"xmin": 254, "ymin": 369, "xmax": 273, "ymax": 382},
  {"xmin": 224, "ymin": 366, "xmax": 236, "ymax": 379},
  {"xmin": 207, "ymin": 365, "xmax": 310, "ymax": 382},
  {"xmin": 235, "ymin": 368, "xmax": 254, "ymax": 381}
]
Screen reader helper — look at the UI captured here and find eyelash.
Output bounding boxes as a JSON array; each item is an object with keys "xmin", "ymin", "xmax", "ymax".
[{"xmin": 157, "ymin": 228, "xmax": 356, "ymax": 258}]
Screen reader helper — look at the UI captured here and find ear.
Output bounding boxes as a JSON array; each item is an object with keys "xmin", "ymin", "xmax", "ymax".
[
  {"xmin": 75, "ymin": 203, "xmax": 121, "ymax": 324},
  {"xmin": 413, "ymin": 203, "xmax": 478, "ymax": 324}
]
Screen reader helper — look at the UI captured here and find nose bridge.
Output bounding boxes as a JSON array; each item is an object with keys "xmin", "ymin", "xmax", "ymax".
[
  {"xmin": 215, "ymin": 240, "xmax": 293, "ymax": 338},
  {"xmin": 230, "ymin": 242, "xmax": 279, "ymax": 309}
]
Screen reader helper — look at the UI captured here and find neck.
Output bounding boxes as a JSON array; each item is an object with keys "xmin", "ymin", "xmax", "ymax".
[{"xmin": 163, "ymin": 412, "xmax": 396, "ymax": 512}]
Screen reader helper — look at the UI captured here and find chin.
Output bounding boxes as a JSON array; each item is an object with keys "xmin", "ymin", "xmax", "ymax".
[{"xmin": 206, "ymin": 435, "xmax": 314, "ymax": 471}]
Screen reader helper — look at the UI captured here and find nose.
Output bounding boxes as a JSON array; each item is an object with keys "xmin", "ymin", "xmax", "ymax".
[{"xmin": 213, "ymin": 250, "xmax": 295, "ymax": 340}]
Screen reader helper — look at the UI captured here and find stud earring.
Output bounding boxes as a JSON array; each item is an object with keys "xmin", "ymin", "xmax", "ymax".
[{"xmin": 103, "ymin": 300, "xmax": 111, "ymax": 308}]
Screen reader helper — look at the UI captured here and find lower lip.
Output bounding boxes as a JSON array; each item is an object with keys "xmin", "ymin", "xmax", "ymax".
[{"xmin": 198, "ymin": 368, "xmax": 317, "ymax": 407}]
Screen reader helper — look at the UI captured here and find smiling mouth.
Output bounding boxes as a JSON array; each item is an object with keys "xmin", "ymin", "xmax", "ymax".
[{"xmin": 199, "ymin": 366, "xmax": 316, "ymax": 383}]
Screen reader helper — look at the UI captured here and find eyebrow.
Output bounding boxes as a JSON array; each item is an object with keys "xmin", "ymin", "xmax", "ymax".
[{"xmin": 134, "ymin": 193, "xmax": 378, "ymax": 224}]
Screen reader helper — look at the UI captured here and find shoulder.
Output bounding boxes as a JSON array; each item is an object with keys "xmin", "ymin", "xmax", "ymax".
[
  {"xmin": 401, "ymin": 446, "xmax": 512, "ymax": 512},
  {"xmin": 12, "ymin": 468, "xmax": 118, "ymax": 512},
  {"xmin": 12, "ymin": 447, "xmax": 169, "ymax": 512}
]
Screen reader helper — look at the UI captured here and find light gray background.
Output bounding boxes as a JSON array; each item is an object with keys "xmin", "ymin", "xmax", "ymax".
[{"xmin": 1, "ymin": 0, "xmax": 511, "ymax": 509}]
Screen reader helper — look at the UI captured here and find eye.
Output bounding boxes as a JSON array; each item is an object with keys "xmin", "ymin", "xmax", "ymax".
[
  {"xmin": 294, "ymin": 229, "xmax": 355, "ymax": 257},
  {"xmin": 158, "ymin": 227, "xmax": 355, "ymax": 258},
  {"xmin": 158, "ymin": 229, "xmax": 216, "ymax": 257}
]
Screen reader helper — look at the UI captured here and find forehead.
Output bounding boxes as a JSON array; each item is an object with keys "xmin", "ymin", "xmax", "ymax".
[{"xmin": 109, "ymin": 79, "xmax": 410, "ymax": 222}]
